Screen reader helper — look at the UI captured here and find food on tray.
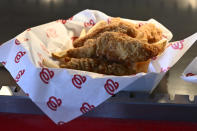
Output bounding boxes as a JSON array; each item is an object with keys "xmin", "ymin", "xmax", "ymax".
[
  {"xmin": 51, "ymin": 17, "xmax": 167, "ymax": 75},
  {"xmin": 59, "ymin": 57, "xmax": 135, "ymax": 76},
  {"xmin": 72, "ymin": 18, "xmax": 138, "ymax": 48},
  {"xmin": 80, "ymin": 29, "xmax": 86, "ymax": 38},
  {"xmin": 42, "ymin": 58, "xmax": 59, "ymax": 68},
  {"xmin": 52, "ymin": 50, "xmax": 68, "ymax": 59},
  {"xmin": 58, "ymin": 57, "xmax": 150, "ymax": 76},
  {"xmin": 67, "ymin": 32, "xmax": 166, "ymax": 63},
  {"xmin": 135, "ymin": 23, "xmax": 163, "ymax": 43}
]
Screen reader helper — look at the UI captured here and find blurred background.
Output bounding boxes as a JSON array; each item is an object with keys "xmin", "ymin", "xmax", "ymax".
[
  {"xmin": 0, "ymin": 0, "xmax": 197, "ymax": 43},
  {"xmin": 1, "ymin": 0, "xmax": 197, "ymax": 99}
]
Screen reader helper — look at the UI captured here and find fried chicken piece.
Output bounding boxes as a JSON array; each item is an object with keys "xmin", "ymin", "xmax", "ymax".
[
  {"xmin": 67, "ymin": 32, "xmax": 166, "ymax": 63},
  {"xmin": 87, "ymin": 18, "xmax": 125, "ymax": 34},
  {"xmin": 59, "ymin": 57, "xmax": 136, "ymax": 76},
  {"xmin": 87, "ymin": 20, "xmax": 108, "ymax": 34},
  {"xmin": 134, "ymin": 59, "xmax": 151, "ymax": 73},
  {"xmin": 97, "ymin": 32, "xmax": 166, "ymax": 63},
  {"xmin": 73, "ymin": 18, "xmax": 138, "ymax": 48},
  {"xmin": 136, "ymin": 23, "xmax": 162, "ymax": 43},
  {"xmin": 51, "ymin": 39, "xmax": 96, "ymax": 59},
  {"xmin": 74, "ymin": 18, "xmax": 163, "ymax": 48},
  {"xmin": 52, "ymin": 50, "xmax": 68, "ymax": 59},
  {"xmin": 67, "ymin": 39, "xmax": 97, "ymax": 58}
]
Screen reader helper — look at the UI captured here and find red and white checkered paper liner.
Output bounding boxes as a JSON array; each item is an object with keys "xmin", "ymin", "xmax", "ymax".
[
  {"xmin": 182, "ymin": 56, "xmax": 197, "ymax": 83},
  {"xmin": 0, "ymin": 9, "xmax": 196, "ymax": 124}
]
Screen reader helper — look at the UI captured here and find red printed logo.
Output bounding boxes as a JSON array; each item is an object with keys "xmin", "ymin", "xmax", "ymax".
[
  {"xmin": 61, "ymin": 19, "xmax": 67, "ymax": 24},
  {"xmin": 71, "ymin": 36, "xmax": 79, "ymax": 42},
  {"xmin": 15, "ymin": 69, "xmax": 25, "ymax": 83},
  {"xmin": 40, "ymin": 68, "xmax": 54, "ymax": 84},
  {"xmin": 104, "ymin": 79, "xmax": 119, "ymax": 95},
  {"xmin": 186, "ymin": 73, "xmax": 195, "ymax": 77},
  {"xmin": 57, "ymin": 16, "xmax": 73, "ymax": 24},
  {"xmin": 15, "ymin": 51, "xmax": 26, "ymax": 63},
  {"xmin": 171, "ymin": 40, "xmax": 184, "ymax": 50},
  {"xmin": 80, "ymin": 102, "xmax": 95, "ymax": 114},
  {"xmin": 84, "ymin": 19, "xmax": 95, "ymax": 27},
  {"xmin": 15, "ymin": 39, "xmax": 20, "ymax": 45},
  {"xmin": 72, "ymin": 74, "xmax": 86, "ymax": 89},
  {"xmin": 1, "ymin": 61, "xmax": 6, "ymax": 66},
  {"xmin": 160, "ymin": 67, "xmax": 170, "ymax": 73},
  {"xmin": 46, "ymin": 28, "xmax": 58, "ymax": 38},
  {"xmin": 47, "ymin": 96, "xmax": 62, "ymax": 111}
]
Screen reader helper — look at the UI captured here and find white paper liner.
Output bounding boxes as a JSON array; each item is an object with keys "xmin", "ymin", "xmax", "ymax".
[{"xmin": 181, "ymin": 56, "xmax": 197, "ymax": 83}]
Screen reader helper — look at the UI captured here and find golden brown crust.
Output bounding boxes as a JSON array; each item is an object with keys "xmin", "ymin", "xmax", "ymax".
[
  {"xmin": 51, "ymin": 50, "xmax": 68, "ymax": 59},
  {"xmin": 73, "ymin": 18, "xmax": 163, "ymax": 48},
  {"xmin": 134, "ymin": 59, "xmax": 151, "ymax": 73},
  {"xmin": 136, "ymin": 23, "xmax": 162, "ymax": 43},
  {"xmin": 73, "ymin": 18, "xmax": 138, "ymax": 48},
  {"xmin": 60, "ymin": 57, "xmax": 137, "ymax": 76},
  {"xmin": 52, "ymin": 17, "xmax": 166, "ymax": 75},
  {"xmin": 67, "ymin": 32, "xmax": 166, "ymax": 63},
  {"xmin": 67, "ymin": 39, "xmax": 96, "ymax": 58},
  {"xmin": 87, "ymin": 20, "xmax": 108, "ymax": 34},
  {"xmin": 96, "ymin": 32, "xmax": 166, "ymax": 63}
]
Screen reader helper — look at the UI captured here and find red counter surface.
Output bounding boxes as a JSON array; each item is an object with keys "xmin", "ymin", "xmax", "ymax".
[{"xmin": 1, "ymin": 113, "xmax": 197, "ymax": 131}]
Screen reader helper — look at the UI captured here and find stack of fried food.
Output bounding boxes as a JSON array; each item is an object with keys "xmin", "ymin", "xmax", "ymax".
[{"xmin": 51, "ymin": 18, "xmax": 167, "ymax": 76}]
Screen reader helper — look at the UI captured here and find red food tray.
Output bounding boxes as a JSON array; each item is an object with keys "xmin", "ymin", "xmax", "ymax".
[{"xmin": 1, "ymin": 113, "xmax": 197, "ymax": 131}]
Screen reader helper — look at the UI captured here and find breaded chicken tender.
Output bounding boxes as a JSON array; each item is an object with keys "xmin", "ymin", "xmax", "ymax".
[
  {"xmin": 87, "ymin": 20, "xmax": 108, "ymax": 34},
  {"xmin": 73, "ymin": 18, "xmax": 138, "ymax": 48},
  {"xmin": 73, "ymin": 18, "xmax": 163, "ymax": 48},
  {"xmin": 136, "ymin": 23, "xmax": 162, "ymax": 43},
  {"xmin": 67, "ymin": 32, "xmax": 166, "ymax": 63},
  {"xmin": 67, "ymin": 39, "xmax": 96, "ymax": 58},
  {"xmin": 59, "ymin": 57, "xmax": 136, "ymax": 76},
  {"xmin": 52, "ymin": 17, "xmax": 166, "ymax": 75},
  {"xmin": 96, "ymin": 32, "xmax": 166, "ymax": 63}
]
